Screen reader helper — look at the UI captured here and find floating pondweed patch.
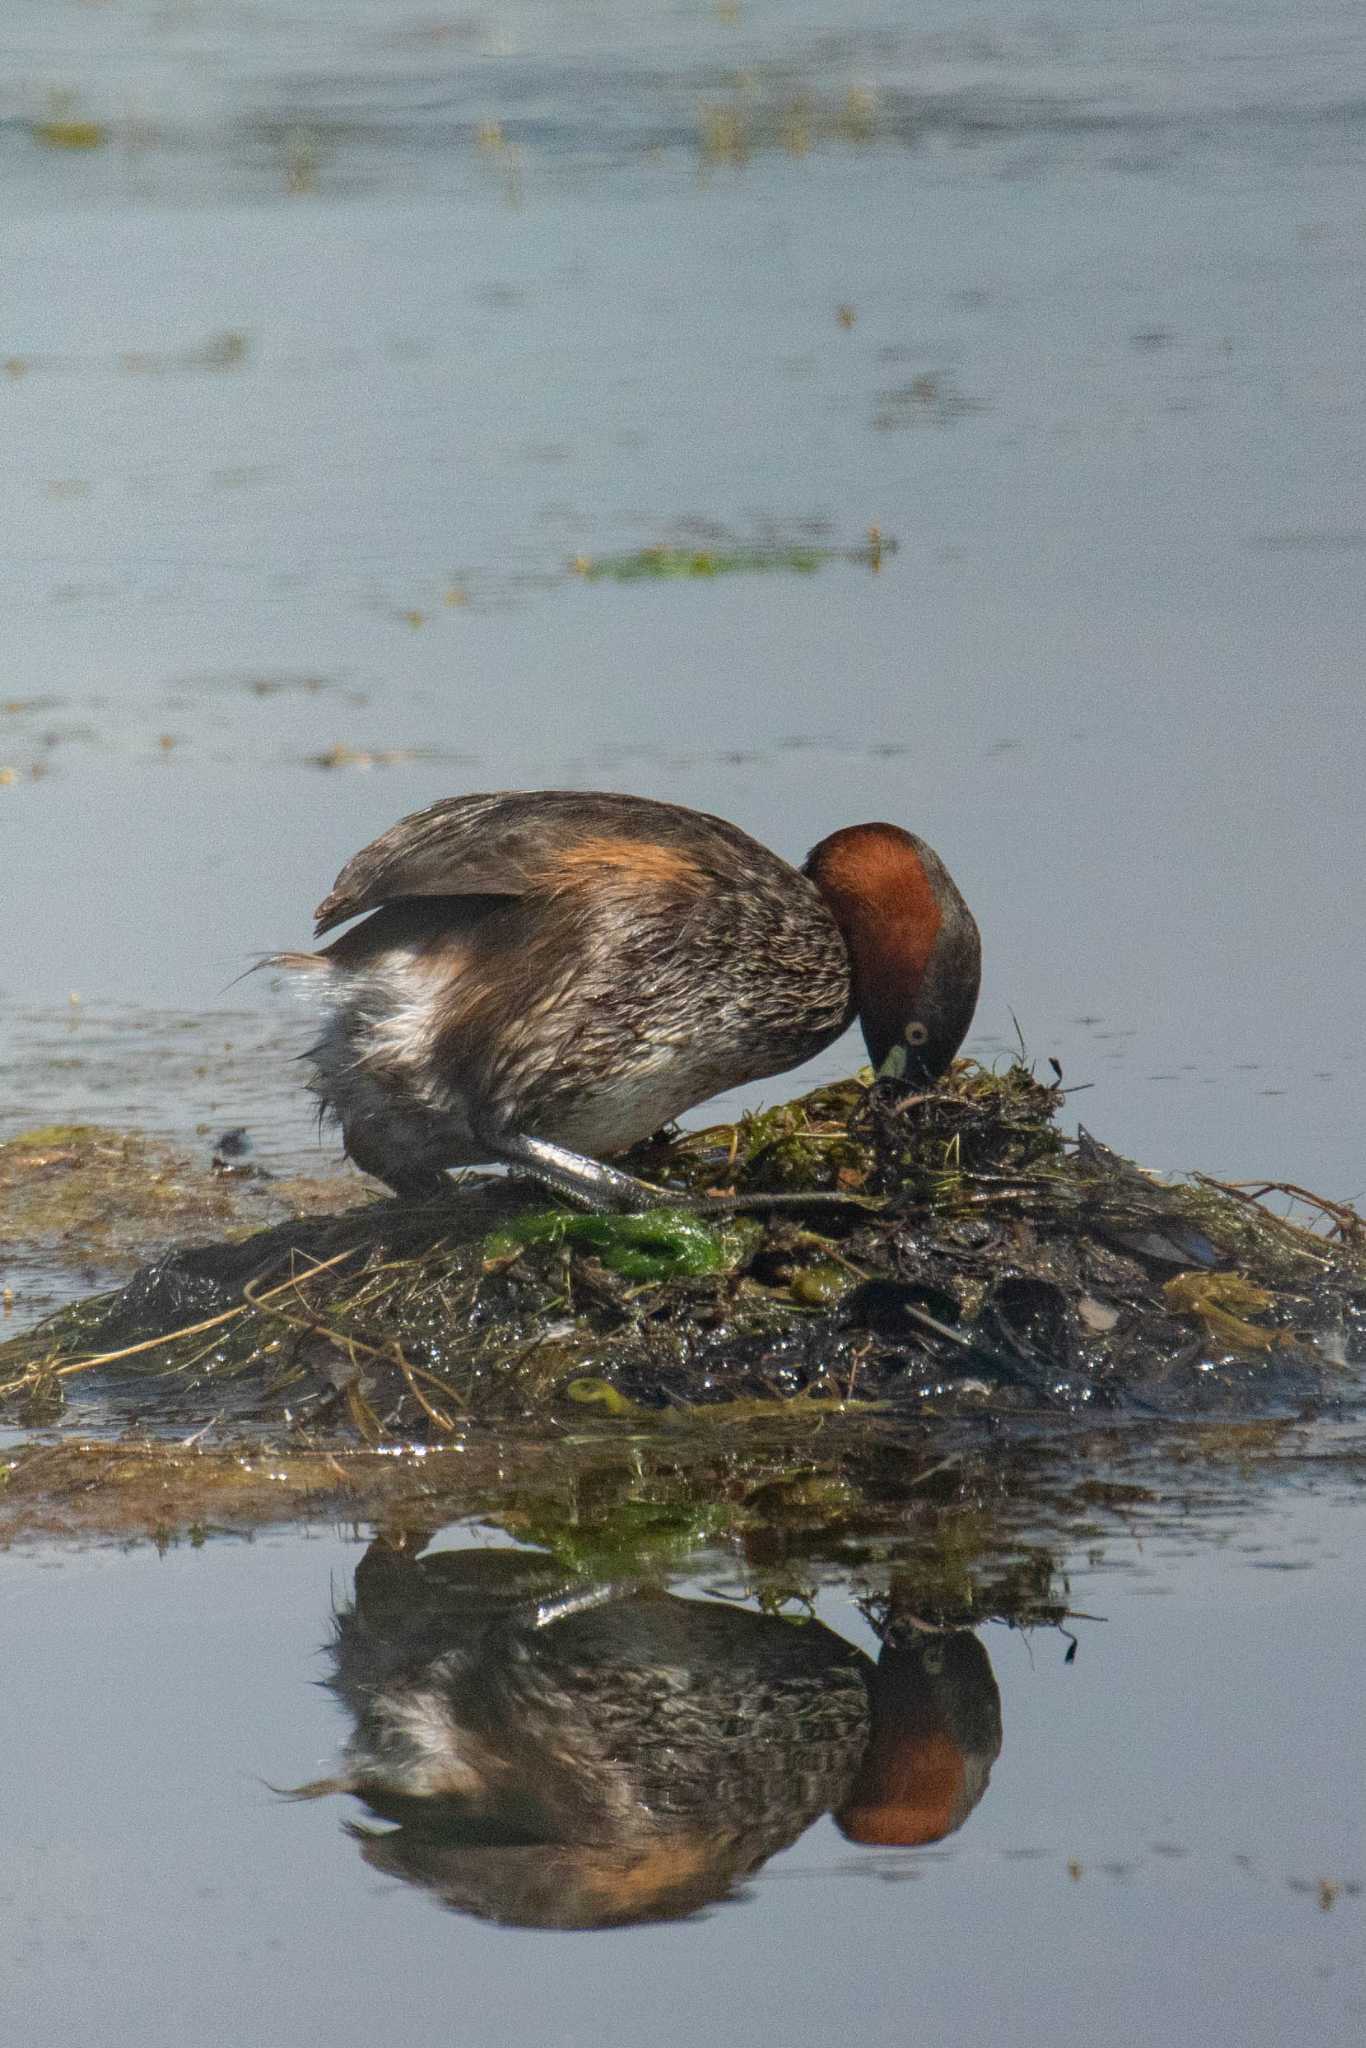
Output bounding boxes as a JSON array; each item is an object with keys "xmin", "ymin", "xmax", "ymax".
[
  {"xmin": 569, "ymin": 532, "xmax": 893, "ymax": 583},
  {"xmin": 1, "ymin": 1064, "xmax": 1362, "ymax": 1442},
  {"xmin": 697, "ymin": 85, "xmax": 883, "ymax": 167},
  {"xmin": 31, "ymin": 94, "xmax": 105, "ymax": 151}
]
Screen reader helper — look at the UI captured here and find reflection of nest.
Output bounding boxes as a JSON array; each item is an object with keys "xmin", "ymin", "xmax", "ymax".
[{"xmin": 297, "ymin": 1541, "xmax": 1003, "ymax": 1930}]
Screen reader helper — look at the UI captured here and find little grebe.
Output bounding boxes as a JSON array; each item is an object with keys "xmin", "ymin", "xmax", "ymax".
[{"xmin": 274, "ymin": 789, "xmax": 980, "ymax": 1207}]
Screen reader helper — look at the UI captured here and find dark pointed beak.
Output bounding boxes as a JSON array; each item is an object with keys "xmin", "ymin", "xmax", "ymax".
[{"xmin": 874, "ymin": 1024, "xmax": 935, "ymax": 1085}]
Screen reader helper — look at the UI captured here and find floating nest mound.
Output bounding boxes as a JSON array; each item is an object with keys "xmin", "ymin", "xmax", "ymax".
[{"xmin": 2, "ymin": 1065, "xmax": 1363, "ymax": 1437}]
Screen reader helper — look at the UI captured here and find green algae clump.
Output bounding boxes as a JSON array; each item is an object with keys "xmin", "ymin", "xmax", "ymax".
[{"xmin": 485, "ymin": 1208, "xmax": 739, "ymax": 1282}]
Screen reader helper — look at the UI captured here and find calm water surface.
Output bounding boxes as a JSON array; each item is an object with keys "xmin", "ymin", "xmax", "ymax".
[{"xmin": 0, "ymin": 4, "xmax": 1363, "ymax": 2041}]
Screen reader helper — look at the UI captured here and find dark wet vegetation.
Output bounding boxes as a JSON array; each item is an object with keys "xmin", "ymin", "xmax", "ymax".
[{"xmin": 3, "ymin": 1065, "xmax": 1361, "ymax": 1453}]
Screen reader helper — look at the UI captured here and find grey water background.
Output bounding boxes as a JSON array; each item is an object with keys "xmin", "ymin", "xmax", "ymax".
[
  {"xmin": 2, "ymin": 0, "xmax": 1363, "ymax": 1194},
  {"xmin": 0, "ymin": 4, "xmax": 1363, "ymax": 2042}
]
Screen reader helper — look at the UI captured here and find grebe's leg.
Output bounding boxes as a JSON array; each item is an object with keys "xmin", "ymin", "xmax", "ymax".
[
  {"xmin": 478, "ymin": 1129, "xmax": 894, "ymax": 1216},
  {"xmin": 341, "ymin": 1118, "xmax": 454, "ymax": 1202},
  {"xmin": 379, "ymin": 1166, "xmax": 454, "ymax": 1201},
  {"xmin": 479, "ymin": 1127, "xmax": 672, "ymax": 1211},
  {"xmin": 443, "ymin": 1120, "xmax": 895, "ymax": 1215}
]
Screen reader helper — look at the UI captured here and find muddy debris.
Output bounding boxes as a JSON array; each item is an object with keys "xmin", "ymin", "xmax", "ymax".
[
  {"xmin": 0, "ymin": 1120, "xmax": 365, "ymax": 1319},
  {"xmin": 1, "ymin": 1064, "xmax": 1362, "ymax": 1440}
]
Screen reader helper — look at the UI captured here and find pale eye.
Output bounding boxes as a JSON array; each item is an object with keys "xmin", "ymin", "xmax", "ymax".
[{"xmin": 904, "ymin": 1021, "xmax": 930, "ymax": 1048}]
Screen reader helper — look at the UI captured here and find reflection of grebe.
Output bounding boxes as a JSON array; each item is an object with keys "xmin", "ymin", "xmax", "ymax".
[
  {"xmin": 273, "ymin": 791, "xmax": 980, "ymax": 1206},
  {"xmin": 836, "ymin": 1632, "xmax": 1002, "ymax": 1847},
  {"xmin": 295, "ymin": 1538, "xmax": 1003, "ymax": 1930}
]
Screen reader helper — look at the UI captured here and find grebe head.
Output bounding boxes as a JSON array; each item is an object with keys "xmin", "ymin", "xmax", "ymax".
[{"xmin": 803, "ymin": 823, "xmax": 981, "ymax": 1084}]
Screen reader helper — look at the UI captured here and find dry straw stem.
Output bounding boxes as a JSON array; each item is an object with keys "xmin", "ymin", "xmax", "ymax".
[
  {"xmin": 237, "ymin": 1262, "xmax": 466, "ymax": 1433},
  {"xmin": 1195, "ymin": 1175, "xmax": 1366, "ymax": 1254},
  {"xmin": 0, "ymin": 1245, "xmax": 361, "ymax": 1402}
]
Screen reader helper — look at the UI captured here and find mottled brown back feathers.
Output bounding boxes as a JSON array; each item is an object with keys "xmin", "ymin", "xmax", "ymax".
[
  {"xmin": 545, "ymin": 836, "xmax": 706, "ymax": 894},
  {"xmin": 314, "ymin": 790, "xmax": 761, "ymax": 936}
]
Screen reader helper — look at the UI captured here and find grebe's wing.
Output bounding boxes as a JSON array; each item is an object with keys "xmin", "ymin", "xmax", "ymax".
[{"xmin": 313, "ymin": 789, "xmax": 752, "ymax": 936}]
